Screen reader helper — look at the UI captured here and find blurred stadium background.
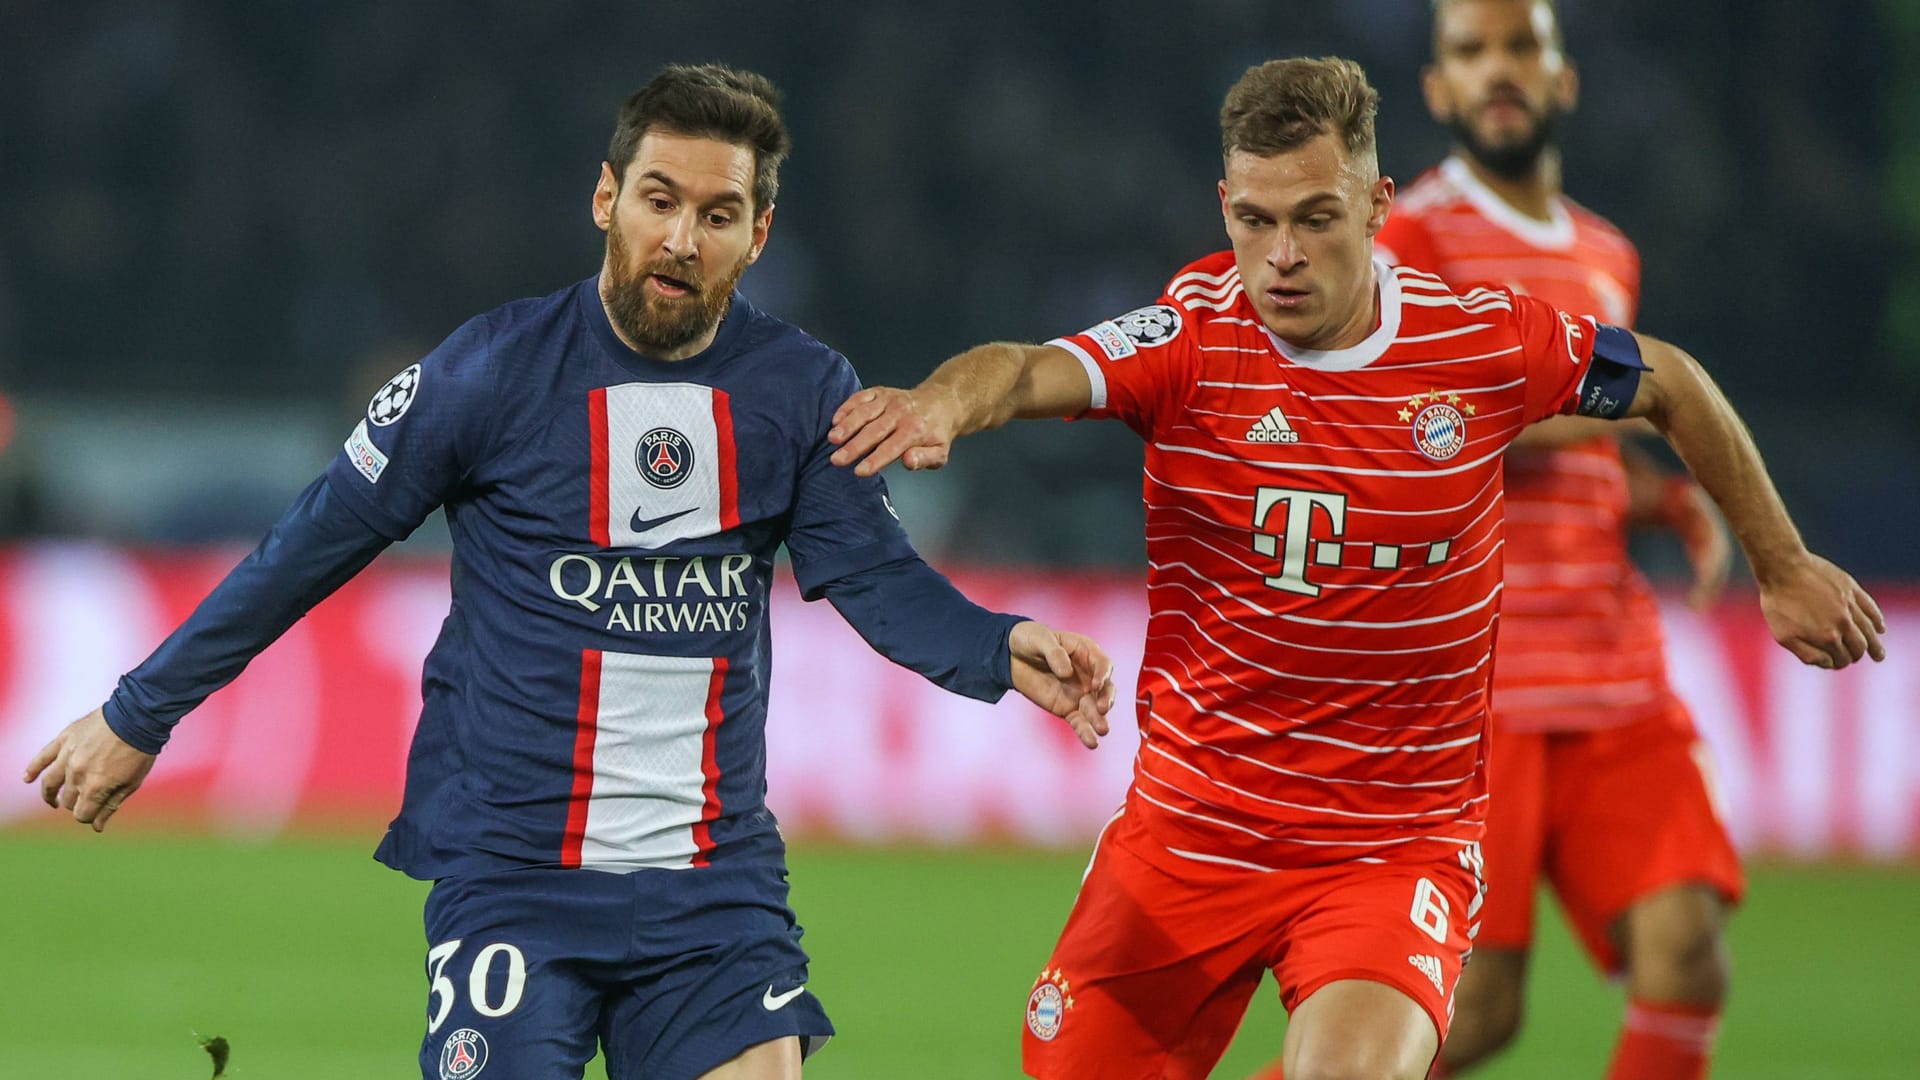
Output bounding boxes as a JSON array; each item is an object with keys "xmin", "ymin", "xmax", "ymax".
[{"xmin": 2, "ymin": 1, "xmax": 1916, "ymax": 1076}]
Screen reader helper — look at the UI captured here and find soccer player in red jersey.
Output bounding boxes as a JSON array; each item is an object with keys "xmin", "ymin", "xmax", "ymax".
[
  {"xmin": 827, "ymin": 55, "xmax": 1884, "ymax": 1080},
  {"xmin": 1336, "ymin": 3, "xmax": 1746, "ymax": 1077}
]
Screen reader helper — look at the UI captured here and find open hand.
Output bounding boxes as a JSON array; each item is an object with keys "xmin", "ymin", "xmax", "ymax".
[
  {"xmin": 828, "ymin": 387, "xmax": 957, "ymax": 476},
  {"xmin": 23, "ymin": 707, "xmax": 156, "ymax": 832},
  {"xmin": 1759, "ymin": 554, "xmax": 1886, "ymax": 670},
  {"xmin": 1008, "ymin": 621, "xmax": 1117, "ymax": 749}
]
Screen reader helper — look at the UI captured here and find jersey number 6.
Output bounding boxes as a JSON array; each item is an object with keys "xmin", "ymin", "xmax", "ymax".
[
  {"xmin": 427, "ymin": 939, "xmax": 528, "ymax": 1034},
  {"xmin": 1409, "ymin": 877, "xmax": 1451, "ymax": 945}
]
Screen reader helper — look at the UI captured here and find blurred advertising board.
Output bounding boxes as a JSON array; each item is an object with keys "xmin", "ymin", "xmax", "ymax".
[{"xmin": 1, "ymin": 544, "xmax": 1914, "ymax": 858}]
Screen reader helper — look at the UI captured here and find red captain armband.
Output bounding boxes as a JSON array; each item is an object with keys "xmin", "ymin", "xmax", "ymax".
[{"xmin": 1573, "ymin": 323, "xmax": 1648, "ymax": 419}]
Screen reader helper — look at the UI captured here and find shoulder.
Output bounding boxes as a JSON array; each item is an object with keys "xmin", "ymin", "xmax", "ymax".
[
  {"xmin": 737, "ymin": 298, "xmax": 855, "ymax": 384},
  {"xmin": 1391, "ymin": 164, "xmax": 1467, "ymax": 217},
  {"xmin": 1562, "ymin": 198, "xmax": 1639, "ymax": 260}
]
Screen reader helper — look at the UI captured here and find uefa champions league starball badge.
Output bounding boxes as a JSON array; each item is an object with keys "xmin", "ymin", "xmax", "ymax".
[
  {"xmin": 438, "ymin": 1028, "xmax": 488, "ymax": 1079},
  {"xmin": 1026, "ymin": 967, "xmax": 1073, "ymax": 1041},
  {"xmin": 1401, "ymin": 389, "xmax": 1473, "ymax": 461},
  {"xmin": 368, "ymin": 364, "xmax": 423, "ymax": 427}
]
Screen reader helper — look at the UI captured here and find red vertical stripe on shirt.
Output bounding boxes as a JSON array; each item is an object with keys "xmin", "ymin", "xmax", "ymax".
[
  {"xmin": 690, "ymin": 656, "xmax": 730, "ymax": 866},
  {"xmin": 561, "ymin": 649, "xmax": 603, "ymax": 868},
  {"xmin": 588, "ymin": 388, "xmax": 611, "ymax": 547},
  {"xmin": 711, "ymin": 389, "xmax": 739, "ymax": 530}
]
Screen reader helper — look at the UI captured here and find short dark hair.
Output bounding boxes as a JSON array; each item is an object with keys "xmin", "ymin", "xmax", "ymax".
[
  {"xmin": 607, "ymin": 64, "xmax": 791, "ymax": 213},
  {"xmin": 1220, "ymin": 57, "xmax": 1379, "ymax": 169}
]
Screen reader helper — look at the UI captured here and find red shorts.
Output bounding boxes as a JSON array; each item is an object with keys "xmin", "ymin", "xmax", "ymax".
[
  {"xmin": 1478, "ymin": 706, "xmax": 1745, "ymax": 972},
  {"xmin": 1021, "ymin": 810, "xmax": 1480, "ymax": 1080}
]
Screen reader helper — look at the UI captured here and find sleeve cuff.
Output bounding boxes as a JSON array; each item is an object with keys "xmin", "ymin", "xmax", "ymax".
[{"xmin": 102, "ymin": 690, "xmax": 170, "ymax": 755}]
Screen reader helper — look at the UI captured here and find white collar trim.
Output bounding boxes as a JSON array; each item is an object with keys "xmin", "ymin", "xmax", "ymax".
[
  {"xmin": 1441, "ymin": 156, "xmax": 1575, "ymax": 250},
  {"xmin": 1264, "ymin": 261, "xmax": 1402, "ymax": 371}
]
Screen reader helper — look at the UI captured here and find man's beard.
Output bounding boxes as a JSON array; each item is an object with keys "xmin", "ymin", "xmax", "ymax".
[
  {"xmin": 1448, "ymin": 104, "xmax": 1560, "ymax": 182},
  {"xmin": 602, "ymin": 216, "xmax": 750, "ymax": 357}
]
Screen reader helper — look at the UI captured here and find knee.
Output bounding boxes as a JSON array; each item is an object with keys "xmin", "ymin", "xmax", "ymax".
[
  {"xmin": 1289, "ymin": 1046, "xmax": 1431, "ymax": 1080},
  {"xmin": 1625, "ymin": 891, "xmax": 1730, "ymax": 1005},
  {"xmin": 1442, "ymin": 988, "xmax": 1523, "ymax": 1067}
]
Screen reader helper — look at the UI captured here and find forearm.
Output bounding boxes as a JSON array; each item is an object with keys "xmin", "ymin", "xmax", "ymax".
[
  {"xmin": 105, "ymin": 475, "xmax": 393, "ymax": 752},
  {"xmin": 822, "ymin": 556, "xmax": 1021, "ymax": 702},
  {"xmin": 1638, "ymin": 340, "xmax": 1804, "ymax": 580},
  {"xmin": 917, "ymin": 342, "xmax": 1045, "ymax": 436}
]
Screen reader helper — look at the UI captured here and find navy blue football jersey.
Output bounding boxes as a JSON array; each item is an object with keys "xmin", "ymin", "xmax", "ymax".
[{"xmin": 329, "ymin": 279, "xmax": 916, "ymax": 878}]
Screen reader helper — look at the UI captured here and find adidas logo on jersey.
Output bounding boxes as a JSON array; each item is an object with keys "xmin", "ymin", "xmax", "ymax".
[
  {"xmin": 1245, "ymin": 406, "xmax": 1300, "ymax": 443},
  {"xmin": 1408, "ymin": 954, "xmax": 1446, "ymax": 996}
]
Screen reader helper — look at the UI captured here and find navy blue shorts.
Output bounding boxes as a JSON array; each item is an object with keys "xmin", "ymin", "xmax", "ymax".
[{"xmin": 417, "ymin": 862, "xmax": 832, "ymax": 1080}]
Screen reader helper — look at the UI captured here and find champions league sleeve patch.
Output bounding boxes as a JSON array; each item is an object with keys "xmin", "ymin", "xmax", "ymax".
[
  {"xmin": 1113, "ymin": 305, "xmax": 1182, "ymax": 349},
  {"xmin": 367, "ymin": 363, "xmax": 423, "ymax": 427},
  {"xmin": 344, "ymin": 419, "xmax": 389, "ymax": 484}
]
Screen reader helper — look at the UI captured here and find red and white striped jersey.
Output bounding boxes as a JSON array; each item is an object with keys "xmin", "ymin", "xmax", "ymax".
[
  {"xmin": 1048, "ymin": 251, "xmax": 1603, "ymax": 869},
  {"xmin": 1379, "ymin": 157, "xmax": 1676, "ymax": 733}
]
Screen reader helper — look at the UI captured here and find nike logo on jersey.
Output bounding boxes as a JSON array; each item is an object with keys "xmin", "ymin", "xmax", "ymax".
[
  {"xmin": 763, "ymin": 984, "xmax": 807, "ymax": 1011},
  {"xmin": 1245, "ymin": 406, "xmax": 1300, "ymax": 443},
  {"xmin": 629, "ymin": 506, "xmax": 698, "ymax": 533}
]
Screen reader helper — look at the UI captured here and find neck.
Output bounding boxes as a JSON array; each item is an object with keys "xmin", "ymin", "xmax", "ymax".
[
  {"xmin": 1455, "ymin": 146, "xmax": 1562, "ymax": 222},
  {"xmin": 598, "ymin": 269, "xmax": 726, "ymax": 362}
]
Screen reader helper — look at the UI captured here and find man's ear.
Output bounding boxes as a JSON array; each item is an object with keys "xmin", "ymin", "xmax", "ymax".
[
  {"xmin": 745, "ymin": 204, "xmax": 775, "ymax": 266},
  {"xmin": 592, "ymin": 161, "xmax": 619, "ymax": 232}
]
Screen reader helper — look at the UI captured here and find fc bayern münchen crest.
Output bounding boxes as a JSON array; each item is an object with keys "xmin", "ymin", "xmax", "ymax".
[
  {"xmin": 368, "ymin": 363, "xmax": 422, "ymax": 427},
  {"xmin": 1411, "ymin": 400, "xmax": 1468, "ymax": 461},
  {"xmin": 636, "ymin": 427, "xmax": 695, "ymax": 489},
  {"xmin": 1026, "ymin": 966, "xmax": 1073, "ymax": 1041},
  {"xmin": 438, "ymin": 1027, "xmax": 489, "ymax": 1080},
  {"xmin": 1113, "ymin": 304, "xmax": 1182, "ymax": 347}
]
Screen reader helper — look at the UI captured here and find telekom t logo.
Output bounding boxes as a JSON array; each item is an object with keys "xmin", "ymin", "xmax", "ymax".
[{"xmin": 1251, "ymin": 486, "xmax": 1348, "ymax": 596}]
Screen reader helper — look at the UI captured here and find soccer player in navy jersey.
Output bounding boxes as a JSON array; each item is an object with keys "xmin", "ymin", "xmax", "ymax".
[{"xmin": 23, "ymin": 65, "xmax": 1116, "ymax": 1080}]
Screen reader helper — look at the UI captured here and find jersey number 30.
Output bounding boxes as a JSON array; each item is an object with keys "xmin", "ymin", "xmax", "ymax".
[{"xmin": 427, "ymin": 939, "xmax": 528, "ymax": 1034}]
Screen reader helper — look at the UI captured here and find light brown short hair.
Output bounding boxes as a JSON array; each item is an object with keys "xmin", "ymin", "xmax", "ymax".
[{"xmin": 1220, "ymin": 57, "xmax": 1379, "ymax": 168}]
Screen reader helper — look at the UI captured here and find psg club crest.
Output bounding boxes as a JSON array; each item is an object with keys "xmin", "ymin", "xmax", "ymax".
[
  {"xmin": 1401, "ymin": 389, "xmax": 1472, "ymax": 462},
  {"xmin": 438, "ymin": 1027, "xmax": 488, "ymax": 1079},
  {"xmin": 1026, "ymin": 967, "xmax": 1074, "ymax": 1041},
  {"xmin": 636, "ymin": 427, "xmax": 695, "ymax": 489},
  {"xmin": 368, "ymin": 363, "xmax": 422, "ymax": 427}
]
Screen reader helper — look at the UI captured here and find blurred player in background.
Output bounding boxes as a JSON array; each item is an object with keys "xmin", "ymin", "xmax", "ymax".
[
  {"xmin": 829, "ymin": 56, "xmax": 1883, "ymax": 1080},
  {"xmin": 24, "ymin": 64, "xmax": 1114, "ymax": 1080},
  {"xmin": 1364, "ymin": 3, "xmax": 1742, "ymax": 1076}
]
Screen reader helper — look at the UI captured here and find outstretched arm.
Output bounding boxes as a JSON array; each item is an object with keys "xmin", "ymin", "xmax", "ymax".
[
  {"xmin": 820, "ymin": 556, "xmax": 1114, "ymax": 748},
  {"xmin": 1623, "ymin": 333, "xmax": 1884, "ymax": 667},
  {"xmin": 828, "ymin": 343, "xmax": 1092, "ymax": 476},
  {"xmin": 22, "ymin": 476, "xmax": 393, "ymax": 830}
]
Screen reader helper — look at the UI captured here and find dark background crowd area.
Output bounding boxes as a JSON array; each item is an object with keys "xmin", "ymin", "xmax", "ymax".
[{"xmin": 0, "ymin": 1, "xmax": 1914, "ymax": 575}]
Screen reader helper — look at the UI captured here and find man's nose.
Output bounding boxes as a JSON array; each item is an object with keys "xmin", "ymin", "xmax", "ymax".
[{"xmin": 662, "ymin": 211, "xmax": 698, "ymax": 260}]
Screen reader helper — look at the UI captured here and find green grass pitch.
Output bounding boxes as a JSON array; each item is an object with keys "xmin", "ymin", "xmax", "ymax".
[{"xmin": 2, "ymin": 832, "xmax": 1914, "ymax": 1077}]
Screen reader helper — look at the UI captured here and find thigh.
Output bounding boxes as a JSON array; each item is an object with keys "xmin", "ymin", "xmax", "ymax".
[
  {"xmin": 1478, "ymin": 727, "xmax": 1549, "ymax": 951},
  {"xmin": 1543, "ymin": 713, "xmax": 1745, "ymax": 973},
  {"xmin": 1282, "ymin": 978, "xmax": 1441, "ymax": 1080},
  {"xmin": 1270, "ymin": 858, "xmax": 1479, "ymax": 1047},
  {"xmin": 1022, "ymin": 814, "xmax": 1267, "ymax": 1080},
  {"xmin": 601, "ymin": 864, "xmax": 833, "ymax": 1080},
  {"xmin": 420, "ymin": 870, "xmax": 617, "ymax": 1080}
]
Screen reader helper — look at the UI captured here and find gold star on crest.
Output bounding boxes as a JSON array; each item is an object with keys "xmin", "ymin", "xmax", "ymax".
[
  {"xmin": 1058, "ymin": 978, "xmax": 1071, "ymax": 993},
  {"xmin": 1065, "ymin": 995, "xmax": 1076, "ymax": 1010},
  {"xmin": 1428, "ymin": 388, "xmax": 1443, "ymax": 401},
  {"xmin": 1447, "ymin": 392, "xmax": 1462, "ymax": 406},
  {"xmin": 1463, "ymin": 402, "xmax": 1476, "ymax": 416},
  {"xmin": 1397, "ymin": 407, "xmax": 1413, "ymax": 422},
  {"xmin": 1406, "ymin": 393, "xmax": 1426, "ymax": 409}
]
